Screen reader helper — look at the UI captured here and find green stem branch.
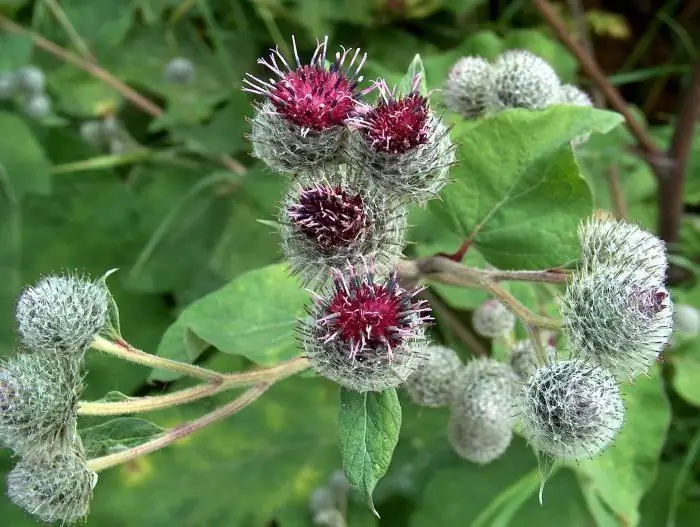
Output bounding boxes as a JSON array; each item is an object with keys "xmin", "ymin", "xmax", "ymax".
[{"xmin": 86, "ymin": 384, "xmax": 269, "ymax": 472}]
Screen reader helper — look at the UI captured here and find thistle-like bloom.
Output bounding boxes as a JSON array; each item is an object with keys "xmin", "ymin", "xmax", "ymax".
[
  {"xmin": 280, "ymin": 171, "xmax": 407, "ymax": 287},
  {"xmin": 245, "ymin": 36, "xmax": 367, "ymax": 173},
  {"xmin": 577, "ymin": 215, "xmax": 668, "ymax": 283},
  {"xmin": 442, "ymin": 56, "xmax": 493, "ymax": 119},
  {"xmin": 7, "ymin": 448, "xmax": 97, "ymax": 524},
  {"xmin": 486, "ymin": 50, "xmax": 561, "ymax": 111},
  {"xmin": 559, "ymin": 265, "xmax": 673, "ymax": 379},
  {"xmin": 509, "ymin": 339, "xmax": 557, "ymax": 381},
  {"xmin": 472, "ymin": 299, "xmax": 516, "ymax": 339},
  {"xmin": 403, "ymin": 344, "xmax": 463, "ymax": 407},
  {"xmin": 517, "ymin": 360, "xmax": 624, "ymax": 459},
  {"xmin": 298, "ymin": 262, "xmax": 432, "ymax": 392},
  {"xmin": 448, "ymin": 358, "xmax": 519, "ymax": 464},
  {"xmin": 16, "ymin": 274, "xmax": 109, "ymax": 357},
  {"xmin": 0, "ymin": 353, "xmax": 81, "ymax": 456},
  {"xmin": 347, "ymin": 75, "xmax": 455, "ymax": 204}
]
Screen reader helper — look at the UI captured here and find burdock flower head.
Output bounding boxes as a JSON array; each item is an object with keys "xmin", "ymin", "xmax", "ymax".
[
  {"xmin": 280, "ymin": 169, "xmax": 408, "ymax": 287},
  {"xmin": 347, "ymin": 75, "xmax": 455, "ymax": 204},
  {"xmin": 244, "ymin": 36, "xmax": 368, "ymax": 173},
  {"xmin": 298, "ymin": 262, "xmax": 432, "ymax": 392},
  {"xmin": 443, "ymin": 56, "xmax": 493, "ymax": 119}
]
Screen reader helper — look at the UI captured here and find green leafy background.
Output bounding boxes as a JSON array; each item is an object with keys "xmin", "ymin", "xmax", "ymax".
[{"xmin": 1, "ymin": 1, "xmax": 699, "ymax": 526}]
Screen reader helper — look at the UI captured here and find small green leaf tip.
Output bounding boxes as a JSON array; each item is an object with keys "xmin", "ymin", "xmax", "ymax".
[{"xmin": 15, "ymin": 274, "xmax": 110, "ymax": 357}]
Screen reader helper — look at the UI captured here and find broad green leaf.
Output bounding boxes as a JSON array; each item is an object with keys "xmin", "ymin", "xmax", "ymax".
[
  {"xmin": 49, "ymin": 65, "xmax": 122, "ymax": 117},
  {"xmin": 151, "ymin": 263, "xmax": 309, "ymax": 381},
  {"xmin": 0, "ymin": 33, "xmax": 31, "ymax": 70},
  {"xmin": 432, "ymin": 106, "xmax": 623, "ymax": 269},
  {"xmin": 671, "ymin": 340, "xmax": 700, "ymax": 407},
  {"xmin": 575, "ymin": 370, "xmax": 671, "ymax": 526},
  {"xmin": 81, "ymin": 417, "xmax": 165, "ymax": 457},
  {"xmin": 338, "ymin": 387, "xmax": 402, "ymax": 515},
  {"xmin": 0, "ymin": 112, "xmax": 51, "ymax": 197}
]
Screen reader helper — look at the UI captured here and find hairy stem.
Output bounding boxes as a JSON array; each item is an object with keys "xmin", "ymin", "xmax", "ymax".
[
  {"xmin": 77, "ymin": 356, "xmax": 309, "ymax": 415},
  {"xmin": 397, "ymin": 258, "xmax": 564, "ymax": 330},
  {"xmin": 0, "ymin": 14, "xmax": 246, "ymax": 176},
  {"xmin": 86, "ymin": 384, "xmax": 269, "ymax": 472},
  {"xmin": 91, "ymin": 335, "xmax": 226, "ymax": 383}
]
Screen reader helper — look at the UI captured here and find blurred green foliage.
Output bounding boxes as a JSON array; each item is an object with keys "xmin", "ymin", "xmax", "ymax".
[{"xmin": 1, "ymin": 0, "xmax": 700, "ymax": 526}]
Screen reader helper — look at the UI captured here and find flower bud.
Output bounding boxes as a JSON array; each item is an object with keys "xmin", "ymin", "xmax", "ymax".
[
  {"xmin": 448, "ymin": 358, "xmax": 518, "ymax": 464},
  {"xmin": 403, "ymin": 344, "xmax": 463, "ymax": 407},
  {"xmin": 442, "ymin": 56, "xmax": 493, "ymax": 119},
  {"xmin": 577, "ymin": 215, "xmax": 667, "ymax": 283},
  {"xmin": 673, "ymin": 304, "xmax": 700, "ymax": 338},
  {"xmin": 486, "ymin": 50, "xmax": 561, "ymax": 111},
  {"xmin": 559, "ymin": 265, "xmax": 673, "ymax": 379},
  {"xmin": 15, "ymin": 274, "xmax": 109, "ymax": 357},
  {"xmin": 509, "ymin": 339, "xmax": 557, "ymax": 381},
  {"xmin": 298, "ymin": 262, "xmax": 432, "ymax": 392},
  {"xmin": 0, "ymin": 71, "xmax": 15, "ymax": 100},
  {"xmin": 7, "ymin": 449, "xmax": 97, "ymax": 524},
  {"xmin": 280, "ymin": 171, "xmax": 407, "ymax": 287},
  {"xmin": 0, "ymin": 353, "xmax": 81, "ymax": 456},
  {"xmin": 309, "ymin": 486, "xmax": 335, "ymax": 514},
  {"xmin": 165, "ymin": 57, "xmax": 195, "ymax": 84},
  {"xmin": 517, "ymin": 360, "xmax": 624, "ymax": 459},
  {"xmin": 244, "ymin": 36, "xmax": 367, "ymax": 174},
  {"xmin": 22, "ymin": 94, "xmax": 51, "ymax": 119},
  {"xmin": 472, "ymin": 299, "xmax": 516, "ymax": 338},
  {"xmin": 15, "ymin": 66, "xmax": 45, "ymax": 95},
  {"xmin": 347, "ymin": 75, "xmax": 455, "ymax": 204}
]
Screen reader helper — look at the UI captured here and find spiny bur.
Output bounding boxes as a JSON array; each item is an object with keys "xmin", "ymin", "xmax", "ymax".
[
  {"xmin": 403, "ymin": 344, "xmax": 463, "ymax": 407},
  {"xmin": 486, "ymin": 50, "xmax": 561, "ymax": 111},
  {"xmin": 443, "ymin": 56, "xmax": 493, "ymax": 119},
  {"xmin": 245, "ymin": 36, "xmax": 367, "ymax": 173},
  {"xmin": 7, "ymin": 447, "xmax": 97, "ymax": 524},
  {"xmin": 0, "ymin": 352, "xmax": 81, "ymax": 456},
  {"xmin": 472, "ymin": 299, "xmax": 516, "ymax": 339},
  {"xmin": 347, "ymin": 75, "xmax": 455, "ymax": 204},
  {"xmin": 509, "ymin": 339, "xmax": 557, "ymax": 381},
  {"xmin": 15, "ymin": 66, "xmax": 45, "ymax": 96},
  {"xmin": 22, "ymin": 94, "xmax": 51, "ymax": 119},
  {"xmin": 165, "ymin": 57, "xmax": 195, "ymax": 84},
  {"xmin": 0, "ymin": 72, "xmax": 15, "ymax": 100},
  {"xmin": 517, "ymin": 360, "xmax": 624, "ymax": 460},
  {"xmin": 15, "ymin": 274, "xmax": 110, "ymax": 357},
  {"xmin": 298, "ymin": 262, "xmax": 432, "ymax": 392},
  {"xmin": 448, "ymin": 358, "xmax": 519, "ymax": 464},
  {"xmin": 280, "ymin": 170, "xmax": 407, "ymax": 287}
]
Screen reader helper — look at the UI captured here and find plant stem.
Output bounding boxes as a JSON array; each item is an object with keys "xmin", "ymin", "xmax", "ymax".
[
  {"xmin": 397, "ymin": 258, "xmax": 564, "ymax": 330},
  {"xmin": 0, "ymin": 14, "xmax": 246, "ymax": 177},
  {"xmin": 91, "ymin": 335, "xmax": 226, "ymax": 384},
  {"xmin": 43, "ymin": 0, "xmax": 96, "ymax": 61},
  {"xmin": 659, "ymin": 59, "xmax": 700, "ymax": 246},
  {"xmin": 531, "ymin": 0, "xmax": 662, "ymax": 159},
  {"xmin": 77, "ymin": 356, "xmax": 309, "ymax": 415},
  {"xmin": 607, "ymin": 163, "xmax": 628, "ymax": 218},
  {"xmin": 86, "ymin": 384, "xmax": 269, "ymax": 472}
]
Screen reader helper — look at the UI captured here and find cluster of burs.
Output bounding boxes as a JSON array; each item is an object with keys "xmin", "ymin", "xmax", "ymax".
[
  {"xmin": 1, "ymin": 276, "xmax": 112, "ymax": 523},
  {"xmin": 0, "ymin": 66, "xmax": 52, "ymax": 119}
]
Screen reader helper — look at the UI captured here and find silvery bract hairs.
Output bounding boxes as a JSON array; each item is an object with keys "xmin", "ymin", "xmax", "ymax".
[
  {"xmin": 518, "ymin": 360, "xmax": 624, "ymax": 459},
  {"xmin": 443, "ymin": 56, "xmax": 493, "ymax": 119},
  {"xmin": 250, "ymin": 101, "xmax": 346, "ymax": 174},
  {"xmin": 486, "ymin": 50, "xmax": 561, "ymax": 111},
  {"xmin": 15, "ymin": 274, "xmax": 109, "ymax": 357},
  {"xmin": 559, "ymin": 265, "xmax": 673, "ymax": 379},
  {"xmin": 448, "ymin": 358, "xmax": 519, "ymax": 464},
  {"xmin": 347, "ymin": 114, "xmax": 455, "ymax": 205},
  {"xmin": 577, "ymin": 216, "xmax": 668, "ymax": 283},
  {"xmin": 279, "ymin": 170, "xmax": 408, "ymax": 288},
  {"xmin": 509, "ymin": 339, "xmax": 557, "ymax": 381},
  {"xmin": 0, "ymin": 353, "xmax": 81, "ymax": 456},
  {"xmin": 472, "ymin": 299, "xmax": 516, "ymax": 339},
  {"xmin": 403, "ymin": 344, "xmax": 464, "ymax": 408},
  {"xmin": 7, "ymin": 448, "xmax": 97, "ymax": 524}
]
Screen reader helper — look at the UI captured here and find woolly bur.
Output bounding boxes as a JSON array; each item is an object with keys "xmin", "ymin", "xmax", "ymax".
[
  {"xmin": 403, "ymin": 344, "xmax": 463, "ymax": 407},
  {"xmin": 7, "ymin": 448, "xmax": 97, "ymax": 524},
  {"xmin": 472, "ymin": 299, "xmax": 516, "ymax": 339},
  {"xmin": 448, "ymin": 358, "xmax": 518, "ymax": 464},
  {"xmin": 0, "ymin": 353, "xmax": 81, "ymax": 456},
  {"xmin": 509, "ymin": 339, "xmax": 557, "ymax": 381},
  {"xmin": 15, "ymin": 274, "xmax": 109, "ymax": 357},
  {"xmin": 280, "ymin": 171, "xmax": 407, "ymax": 287},
  {"xmin": 245, "ymin": 36, "xmax": 368, "ymax": 173},
  {"xmin": 298, "ymin": 262, "xmax": 432, "ymax": 392},
  {"xmin": 347, "ymin": 75, "xmax": 455, "ymax": 204},
  {"xmin": 442, "ymin": 56, "xmax": 493, "ymax": 119},
  {"xmin": 517, "ymin": 360, "xmax": 624, "ymax": 460}
]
